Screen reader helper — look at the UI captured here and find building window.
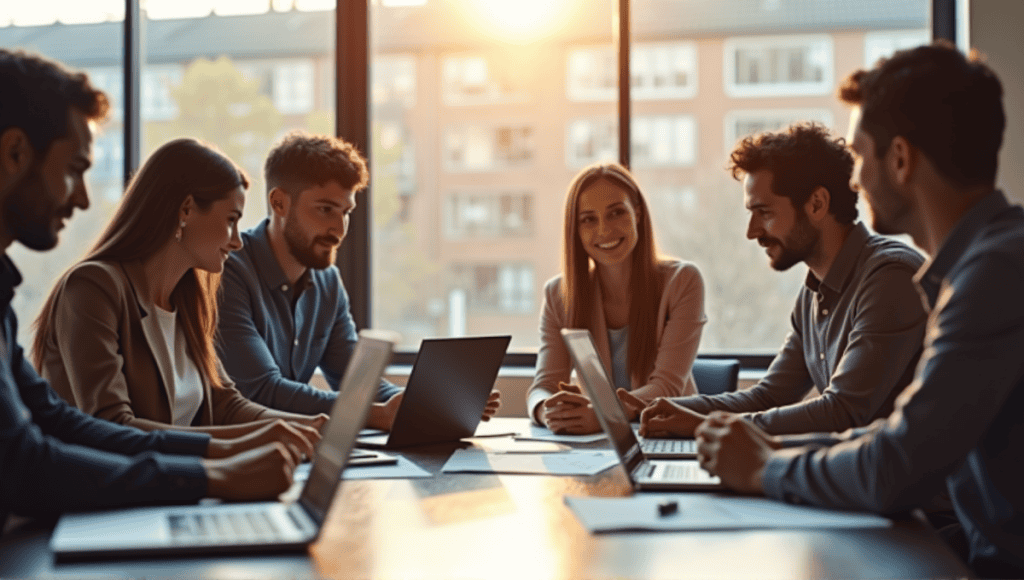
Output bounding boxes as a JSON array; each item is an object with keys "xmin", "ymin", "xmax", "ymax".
[
  {"xmin": 373, "ymin": 54, "xmax": 416, "ymax": 107},
  {"xmin": 442, "ymin": 54, "xmax": 524, "ymax": 105},
  {"xmin": 724, "ymin": 35, "xmax": 833, "ymax": 98},
  {"xmin": 452, "ymin": 263, "xmax": 534, "ymax": 314},
  {"xmin": 445, "ymin": 192, "xmax": 533, "ymax": 239},
  {"xmin": 567, "ymin": 42, "xmax": 698, "ymax": 101},
  {"xmin": 724, "ymin": 109, "xmax": 835, "ymax": 150},
  {"xmin": 863, "ymin": 30, "xmax": 930, "ymax": 66},
  {"xmin": 142, "ymin": 65, "xmax": 182, "ymax": 121},
  {"xmin": 566, "ymin": 117, "xmax": 617, "ymax": 167},
  {"xmin": 444, "ymin": 125, "xmax": 534, "ymax": 172},
  {"xmin": 85, "ymin": 67, "xmax": 123, "ymax": 122},
  {"xmin": 272, "ymin": 59, "xmax": 315, "ymax": 114},
  {"xmin": 632, "ymin": 115, "xmax": 696, "ymax": 167},
  {"xmin": 91, "ymin": 131, "xmax": 124, "ymax": 185}
]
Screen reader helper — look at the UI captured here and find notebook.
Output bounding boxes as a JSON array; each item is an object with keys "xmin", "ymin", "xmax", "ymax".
[
  {"xmin": 49, "ymin": 330, "xmax": 396, "ymax": 560},
  {"xmin": 357, "ymin": 335, "xmax": 511, "ymax": 449},
  {"xmin": 561, "ymin": 329, "xmax": 724, "ymax": 491}
]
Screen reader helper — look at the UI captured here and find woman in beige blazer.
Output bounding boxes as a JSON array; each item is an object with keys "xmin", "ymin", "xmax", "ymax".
[
  {"xmin": 33, "ymin": 139, "xmax": 323, "ymax": 439},
  {"xmin": 527, "ymin": 163, "xmax": 707, "ymax": 433}
]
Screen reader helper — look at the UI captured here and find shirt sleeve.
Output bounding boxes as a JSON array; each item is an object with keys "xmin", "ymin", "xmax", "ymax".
[
  {"xmin": 217, "ymin": 262, "xmax": 337, "ymax": 415},
  {"xmin": 761, "ymin": 250, "xmax": 1024, "ymax": 513},
  {"xmin": 526, "ymin": 279, "xmax": 570, "ymax": 425},
  {"xmin": 744, "ymin": 261, "xmax": 926, "ymax": 434}
]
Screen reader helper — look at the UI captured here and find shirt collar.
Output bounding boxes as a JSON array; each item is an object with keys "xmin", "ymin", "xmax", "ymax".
[
  {"xmin": 804, "ymin": 222, "xmax": 870, "ymax": 295},
  {"xmin": 0, "ymin": 254, "xmax": 22, "ymax": 310},
  {"xmin": 915, "ymin": 189, "xmax": 1011, "ymax": 308},
  {"xmin": 248, "ymin": 218, "xmax": 292, "ymax": 292}
]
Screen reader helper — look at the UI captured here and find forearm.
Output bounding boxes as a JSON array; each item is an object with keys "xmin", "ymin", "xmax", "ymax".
[{"xmin": 746, "ymin": 394, "xmax": 860, "ymax": 435}]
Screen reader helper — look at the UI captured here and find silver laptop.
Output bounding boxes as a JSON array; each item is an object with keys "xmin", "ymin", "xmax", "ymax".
[
  {"xmin": 357, "ymin": 335, "xmax": 510, "ymax": 449},
  {"xmin": 50, "ymin": 330, "xmax": 397, "ymax": 560},
  {"xmin": 561, "ymin": 329, "xmax": 723, "ymax": 491}
]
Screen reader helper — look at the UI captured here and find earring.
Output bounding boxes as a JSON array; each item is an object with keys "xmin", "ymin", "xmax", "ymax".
[{"xmin": 175, "ymin": 220, "xmax": 185, "ymax": 242}]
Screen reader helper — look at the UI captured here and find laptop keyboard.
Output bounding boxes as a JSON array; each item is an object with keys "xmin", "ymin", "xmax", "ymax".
[
  {"xmin": 168, "ymin": 510, "xmax": 283, "ymax": 543},
  {"xmin": 641, "ymin": 438, "xmax": 697, "ymax": 455},
  {"xmin": 646, "ymin": 461, "xmax": 717, "ymax": 483}
]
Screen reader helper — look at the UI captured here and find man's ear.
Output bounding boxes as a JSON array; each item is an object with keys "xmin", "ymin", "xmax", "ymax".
[
  {"xmin": 888, "ymin": 136, "xmax": 915, "ymax": 186},
  {"xmin": 268, "ymin": 187, "xmax": 290, "ymax": 218},
  {"xmin": 0, "ymin": 128, "xmax": 35, "ymax": 180},
  {"xmin": 805, "ymin": 185, "xmax": 831, "ymax": 223}
]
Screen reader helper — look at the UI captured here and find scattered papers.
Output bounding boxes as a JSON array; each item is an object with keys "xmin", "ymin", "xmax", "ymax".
[
  {"xmin": 513, "ymin": 424, "xmax": 607, "ymax": 444},
  {"xmin": 564, "ymin": 494, "xmax": 891, "ymax": 533},
  {"xmin": 441, "ymin": 448, "xmax": 618, "ymax": 476},
  {"xmin": 465, "ymin": 438, "xmax": 570, "ymax": 453},
  {"xmin": 295, "ymin": 456, "xmax": 431, "ymax": 482}
]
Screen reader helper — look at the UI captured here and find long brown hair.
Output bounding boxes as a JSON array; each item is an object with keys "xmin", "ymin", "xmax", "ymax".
[
  {"xmin": 561, "ymin": 163, "xmax": 663, "ymax": 385},
  {"xmin": 33, "ymin": 138, "xmax": 249, "ymax": 389}
]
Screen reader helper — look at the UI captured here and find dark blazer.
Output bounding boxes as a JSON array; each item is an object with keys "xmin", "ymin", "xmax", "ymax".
[{"xmin": 40, "ymin": 260, "xmax": 270, "ymax": 430}]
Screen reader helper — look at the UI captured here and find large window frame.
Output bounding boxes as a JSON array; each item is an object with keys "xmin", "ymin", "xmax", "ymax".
[{"xmin": 107, "ymin": 0, "xmax": 951, "ymax": 369}]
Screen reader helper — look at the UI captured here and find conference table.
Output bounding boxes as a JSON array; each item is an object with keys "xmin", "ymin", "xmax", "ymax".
[{"xmin": 0, "ymin": 418, "xmax": 972, "ymax": 579}]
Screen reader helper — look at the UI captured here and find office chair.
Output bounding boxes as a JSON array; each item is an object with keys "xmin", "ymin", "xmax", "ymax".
[{"xmin": 691, "ymin": 357, "xmax": 740, "ymax": 395}]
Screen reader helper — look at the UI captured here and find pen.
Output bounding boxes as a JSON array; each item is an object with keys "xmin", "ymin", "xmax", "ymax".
[{"xmin": 657, "ymin": 500, "xmax": 678, "ymax": 517}]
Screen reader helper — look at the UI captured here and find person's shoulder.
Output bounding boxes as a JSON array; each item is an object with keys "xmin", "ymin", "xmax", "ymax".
[
  {"xmin": 657, "ymin": 258, "xmax": 703, "ymax": 285},
  {"xmin": 65, "ymin": 260, "xmax": 125, "ymax": 288},
  {"xmin": 861, "ymin": 232, "xmax": 926, "ymax": 272},
  {"xmin": 309, "ymin": 264, "xmax": 344, "ymax": 291},
  {"xmin": 225, "ymin": 224, "xmax": 266, "ymax": 274},
  {"xmin": 543, "ymin": 274, "xmax": 564, "ymax": 294},
  {"xmin": 964, "ymin": 206, "xmax": 1024, "ymax": 267}
]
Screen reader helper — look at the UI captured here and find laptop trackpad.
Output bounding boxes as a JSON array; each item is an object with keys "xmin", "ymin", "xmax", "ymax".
[{"xmin": 53, "ymin": 509, "xmax": 168, "ymax": 550}]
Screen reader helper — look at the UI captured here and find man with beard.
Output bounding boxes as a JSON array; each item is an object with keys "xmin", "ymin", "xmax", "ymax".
[
  {"xmin": 693, "ymin": 42, "xmax": 1024, "ymax": 577},
  {"xmin": 628, "ymin": 122, "xmax": 927, "ymax": 438},
  {"xmin": 0, "ymin": 49, "xmax": 299, "ymax": 535},
  {"xmin": 218, "ymin": 132, "xmax": 502, "ymax": 428}
]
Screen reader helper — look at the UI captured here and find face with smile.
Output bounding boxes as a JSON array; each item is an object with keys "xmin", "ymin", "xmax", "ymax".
[
  {"xmin": 576, "ymin": 178, "xmax": 640, "ymax": 270},
  {"xmin": 744, "ymin": 169, "xmax": 819, "ymax": 272},
  {"xmin": 282, "ymin": 181, "xmax": 355, "ymax": 270},
  {"xmin": 847, "ymin": 106, "xmax": 910, "ymax": 236},
  {"xmin": 2, "ymin": 108, "xmax": 92, "ymax": 250},
  {"xmin": 180, "ymin": 186, "xmax": 245, "ymax": 274}
]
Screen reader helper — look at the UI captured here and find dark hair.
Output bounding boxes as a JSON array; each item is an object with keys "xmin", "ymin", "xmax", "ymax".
[
  {"xmin": 35, "ymin": 139, "xmax": 249, "ymax": 389},
  {"xmin": 839, "ymin": 41, "xmax": 1004, "ymax": 188},
  {"xmin": 0, "ymin": 49, "xmax": 109, "ymax": 156},
  {"xmin": 728, "ymin": 122, "xmax": 858, "ymax": 224},
  {"xmin": 562, "ymin": 163, "xmax": 663, "ymax": 384},
  {"xmin": 264, "ymin": 131, "xmax": 369, "ymax": 200}
]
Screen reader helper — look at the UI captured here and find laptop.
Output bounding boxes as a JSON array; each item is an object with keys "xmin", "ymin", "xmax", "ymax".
[
  {"xmin": 357, "ymin": 335, "xmax": 511, "ymax": 449},
  {"xmin": 49, "ymin": 330, "xmax": 396, "ymax": 560},
  {"xmin": 561, "ymin": 329, "xmax": 724, "ymax": 491}
]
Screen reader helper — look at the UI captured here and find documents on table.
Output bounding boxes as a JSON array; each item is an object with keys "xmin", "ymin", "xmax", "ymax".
[
  {"xmin": 441, "ymin": 448, "xmax": 618, "ymax": 476},
  {"xmin": 465, "ymin": 438, "xmax": 570, "ymax": 453},
  {"xmin": 294, "ymin": 456, "xmax": 431, "ymax": 481},
  {"xmin": 564, "ymin": 494, "xmax": 891, "ymax": 533},
  {"xmin": 513, "ymin": 424, "xmax": 607, "ymax": 444}
]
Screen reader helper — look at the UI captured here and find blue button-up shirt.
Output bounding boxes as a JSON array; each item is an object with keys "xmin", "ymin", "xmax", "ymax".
[
  {"xmin": 763, "ymin": 191, "xmax": 1024, "ymax": 576},
  {"xmin": 0, "ymin": 254, "xmax": 208, "ymax": 535},
  {"xmin": 217, "ymin": 220, "xmax": 401, "ymax": 415}
]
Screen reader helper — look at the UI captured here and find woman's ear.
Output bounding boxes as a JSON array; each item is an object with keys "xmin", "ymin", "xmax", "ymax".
[{"xmin": 179, "ymin": 194, "xmax": 196, "ymax": 223}]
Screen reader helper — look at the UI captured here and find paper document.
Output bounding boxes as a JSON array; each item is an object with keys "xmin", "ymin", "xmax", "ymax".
[
  {"xmin": 466, "ymin": 438, "xmax": 570, "ymax": 453},
  {"xmin": 564, "ymin": 494, "xmax": 891, "ymax": 533},
  {"xmin": 295, "ymin": 456, "xmax": 431, "ymax": 481},
  {"xmin": 441, "ymin": 448, "xmax": 618, "ymax": 476},
  {"xmin": 513, "ymin": 424, "xmax": 607, "ymax": 444}
]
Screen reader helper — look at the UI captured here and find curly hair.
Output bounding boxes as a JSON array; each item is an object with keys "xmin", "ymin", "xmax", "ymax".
[
  {"xmin": 839, "ymin": 40, "xmax": 1003, "ymax": 189},
  {"xmin": 0, "ymin": 48, "xmax": 109, "ymax": 156},
  {"xmin": 728, "ymin": 122, "xmax": 857, "ymax": 224},
  {"xmin": 264, "ymin": 131, "xmax": 369, "ymax": 199}
]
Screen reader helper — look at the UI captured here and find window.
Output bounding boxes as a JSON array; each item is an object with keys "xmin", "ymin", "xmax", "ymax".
[
  {"xmin": 142, "ymin": 65, "xmax": 183, "ymax": 121},
  {"xmin": 85, "ymin": 67, "xmax": 123, "ymax": 122},
  {"xmin": 566, "ymin": 117, "xmax": 617, "ymax": 167},
  {"xmin": 272, "ymin": 59, "xmax": 315, "ymax": 114},
  {"xmin": 724, "ymin": 109, "xmax": 835, "ymax": 150},
  {"xmin": 91, "ymin": 131, "xmax": 124, "ymax": 185},
  {"xmin": 724, "ymin": 35, "xmax": 833, "ymax": 97},
  {"xmin": 442, "ymin": 53, "xmax": 525, "ymax": 105},
  {"xmin": 451, "ymin": 263, "xmax": 535, "ymax": 314},
  {"xmin": 445, "ymin": 193, "xmax": 533, "ymax": 239},
  {"xmin": 568, "ymin": 115, "xmax": 695, "ymax": 168},
  {"xmin": 444, "ymin": 125, "xmax": 534, "ymax": 172},
  {"xmin": 567, "ymin": 42, "xmax": 698, "ymax": 101},
  {"xmin": 864, "ymin": 30, "xmax": 931, "ymax": 66},
  {"xmin": 373, "ymin": 54, "xmax": 416, "ymax": 107}
]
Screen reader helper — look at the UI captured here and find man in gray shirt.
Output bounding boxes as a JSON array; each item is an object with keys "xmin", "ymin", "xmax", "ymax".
[
  {"xmin": 629, "ymin": 123, "xmax": 926, "ymax": 436},
  {"xmin": 695, "ymin": 43, "xmax": 1024, "ymax": 577}
]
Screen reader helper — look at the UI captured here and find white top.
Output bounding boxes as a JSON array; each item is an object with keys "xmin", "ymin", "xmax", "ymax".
[{"xmin": 151, "ymin": 305, "xmax": 204, "ymax": 427}]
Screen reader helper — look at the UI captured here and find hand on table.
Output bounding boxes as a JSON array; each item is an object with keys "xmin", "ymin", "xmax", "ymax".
[
  {"xmin": 480, "ymin": 390, "xmax": 501, "ymax": 421},
  {"xmin": 206, "ymin": 418, "xmax": 321, "ymax": 462},
  {"xmin": 203, "ymin": 443, "xmax": 298, "ymax": 501},
  {"xmin": 638, "ymin": 398, "xmax": 707, "ymax": 438},
  {"xmin": 694, "ymin": 411, "xmax": 781, "ymax": 494},
  {"xmin": 615, "ymin": 389, "xmax": 647, "ymax": 421},
  {"xmin": 367, "ymin": 391, "xmax": 404, "ymax": 431},
  {"xmin": 540, "ymin": 382, "xmax": 601, "ymax": 435}
]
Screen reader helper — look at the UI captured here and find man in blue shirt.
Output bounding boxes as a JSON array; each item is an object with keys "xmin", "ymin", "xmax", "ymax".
[
  {"xmin": 218, "ymin": 133, "xmax": 501, "ymax": 429},
  {"xmin": 0, "ymin": 49, "xmax": 307, "ymax": 535},
  {"xmin": 693, "ymin": 43, "xmax": 1024, "ymax": 577}
]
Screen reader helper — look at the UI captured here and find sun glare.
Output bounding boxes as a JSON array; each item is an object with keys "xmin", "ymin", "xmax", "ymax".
[{"xmin": 464, "ymin": 0, "xmax": 576, "ymax": 44}]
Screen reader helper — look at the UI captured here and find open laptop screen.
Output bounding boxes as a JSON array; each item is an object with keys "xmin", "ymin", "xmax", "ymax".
[
  {"xmin": 560, "ymin": 329, "xmax": 644, "ymax": 475},
  {"xmin": 300, "ymin": 332, "xmax": 394, "ymax": 523}
]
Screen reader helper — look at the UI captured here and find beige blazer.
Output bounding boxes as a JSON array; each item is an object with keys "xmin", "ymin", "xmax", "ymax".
[
  {"xmin": 527, "ymin": 259, "xmax": 707, "ymax": 422},
  {"xmin": 41, "ymin": 260, "xmax": 271, "ymax": 430}
]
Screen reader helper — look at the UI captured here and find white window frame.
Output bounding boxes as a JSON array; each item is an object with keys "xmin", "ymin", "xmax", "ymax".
[
  {"xmin": 444, "ymin": 123, "xmax": 534, "ymax": 173},
  {"xmin": 863, "ymin": 29, "xmax": 930, "ymax": 67},
  {"xmin": 565, "ymin": 117, "xmax": 617, "ymax": 167},
  {"xmin": 441, "ymin": 53, "xmax": 525, "ymax": 106},
  {"xmin": 723, "ymin": 34, "xmax": 834, "ymax": 98},
  {"xmin": 632, "ymin": 115, "xmax": 697, "ymax": 167},
  {"xmin": 444, "ymin": 191, "xmax": 533, "ymax": 239},
  {"xmin": 272, "ymin": 59, "xmax": 315, "ymax": 114},
  {"xmin": 373, "ymin": 53, "xmax": 417, "ymax": 107},
  {"xmin": 723, "ymin": 108, "xmax": 835, "ymax": 152},
  {"xmin": 567, "ymin": 42, "xmax": 698, "ymax": 102}
]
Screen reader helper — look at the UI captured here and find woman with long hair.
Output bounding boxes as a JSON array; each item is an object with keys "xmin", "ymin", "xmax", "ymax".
[
  {"xmin": 526, "ymin": 163, "xmax": 707, "ymax": 434},
  {"xmin": 33, "ymin": 138, "xmax": 324, "ymax": 441}
]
